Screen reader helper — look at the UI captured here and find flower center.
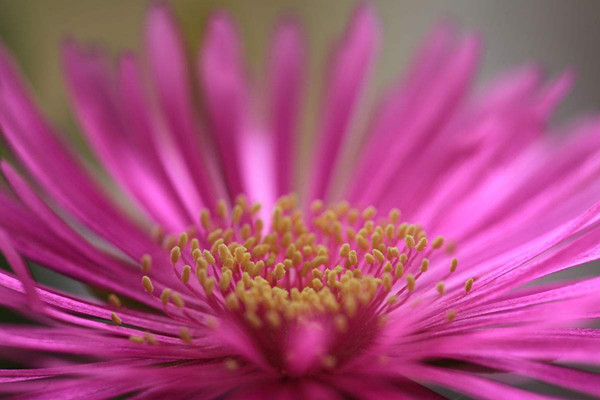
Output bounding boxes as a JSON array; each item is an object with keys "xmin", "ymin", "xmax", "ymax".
[{"xmin": 135, "ymin": 194, "xmax": 463, "ymax": 375}]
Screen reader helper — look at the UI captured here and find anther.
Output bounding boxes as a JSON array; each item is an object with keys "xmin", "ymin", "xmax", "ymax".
[
  {"xmin": 224, "ymin": 359, "xmax": 239, "ymax": 371},
  {"xmin": 405, "ymin": 274, "xmax": 416, "ymax": 292},
  {"xmin": 435, "ymin": 281, "xmax": 445, "ymax": 295},
  {"xmin": 170, "ymin": 246, "xmax": 181, "ymax": 265},
  {"xmin": 361, "ymin": 206, "xmax": 376, "ymax": 220},
  {"xmin": 180, "ymin": 328, "xmax": 192, "ymax": 344},
  {"xmin": 450, "ymin": 258, "xmax": 458, "ymax": 273},
  {"xmin": 108, "ymin": 293, "xmax": 121, "ymax": 308},
  {"xmin": 200, "ymin": 209, "xmax": 211, "ymax": 229},
  {"xmin": 373, "ymin": 249, "xmax": 385, "ymax": 263},
  {"xmin": 432, "ymin": 236, "xmax": 444, "ymax": 249},
  {"xmin": 110, "ymin": 312, "xmax": 122, "ymax": 325},
  {"xmin": 142, "ymin": 276, "xmax": 154, "ymax": 293},
  {"xmin": 140, "ymin": 254, "xmax": 152, "ymax": 273},
  {"xmin": 144, "ymin": 333, "xmax": 157, "ymax": 345},
  {"xmin": 160, "ymin": 288, "xmax": 171, "ymax": 306},
  {"xmin": 172, "ymin": 292, "xmax": 185, "ymax": 308},
  {"xmin": 178, "ymin": 233, "xmax": 188, "ymax": 249},
  {"xmin": 465, "ymin": 278, "xmax": 474, "ymax": 294},
  {"xmin": 419, "ymin": 258, "xmax": 429, "ymax": 272},
  {"xmin": 217, "ymin": 199, "xmax": 228, "ymax": 219},
  {"xmin": 129, "ymin": 335, "xmax": 144, "ymax": 344},
  {"xmin": 348, "ymin": 250, "xmax": 358, "ymax": 266},
  {"xmin": 446, "ymin": 309, "xmax": 457, "ymax": 321},
  {"xmin": 226, "ymin": 293, "xmax": 239, "ymax": 310},
  {"xmin": 181, "ymin": 265, "xmax": 191, "ymax": 284}
]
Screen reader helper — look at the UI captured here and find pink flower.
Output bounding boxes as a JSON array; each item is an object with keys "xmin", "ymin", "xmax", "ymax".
[{"xmin": 0, "ymin": 2, "xmax": 599, "ymax": 399}]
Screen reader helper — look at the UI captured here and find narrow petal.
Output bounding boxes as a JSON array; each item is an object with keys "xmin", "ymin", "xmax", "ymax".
[
  {"xmin": 146, "ymin": 3, "xmax": 219, "ymax": 209},
  {"xmin": 198, "ymin": 11, "xmax": 248, "ymax": 199},
  {"xmin": 0, "ymin": 230, "xmax": 41, "ymax": 311},
  {"xmin": 309, "ymin": 3, "xmax": 380, "ymax": 201},
  {"xmin": 269, "ymin": 18, "xmax": 305, "ymax": 196}
]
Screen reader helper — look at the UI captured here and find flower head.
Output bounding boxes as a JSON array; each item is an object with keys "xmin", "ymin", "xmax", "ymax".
[{"xmin": 1, "ymin": 2, "xmax": 600, "ymax": 399}]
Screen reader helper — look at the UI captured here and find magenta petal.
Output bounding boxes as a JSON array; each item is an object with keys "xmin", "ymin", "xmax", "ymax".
[
  {"xmin": 198, "ymin": 11, "xmax": 248, "ymax": 199},
  {"xmin": 0, "ymin": 42, "xmax": 152, "ymax": 260},
  {"xmin": 404, "ymin": 365, "xmax": 552, "ymax": 400},
  {"xmin": 309, "ymin": 3, "xmax": 380, "ymax": 201},
  {"xmin": 0, "ymin": 230, "xmax": 41, "ymax": 311},
  {"xmin": 146, "ymin": 3, "xmax": 219, "ymax": 210},
  {"xmin": 269, "ymin": 18, "xmax": 305, "ymax": 197}
]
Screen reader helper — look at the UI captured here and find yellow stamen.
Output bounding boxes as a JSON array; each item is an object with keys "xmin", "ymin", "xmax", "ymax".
[
  {"xmin": 140, "ymin": 254, "xmax": 152, "ymax": 274},
  {"xmin": 436, "ymin": 281, "xmax": 445, "ymax": 295},
  {"xmin": 160, "ymin": 288, "xmax": 171, "ymax": 306},
  {"xmin": 432, "ymin": 236, "xmax": 444, "ymax": 249},
  {"xmin": 465, "ymin": 278, "xmax": 474, "ymax": 294},
  {"xmin": 141, "ymin": 276, "xmax": 154, "ymax": 293},
  {"xmin": 170, "ymin": 246, "xmax": 181, "ymax": 265},
  {"xmin": 180, "ymin": 327, "xmax": 192, "ymax": 344},
  {"xmin": 172, "ymin": 292, "xmax": 185, "ymax": 308},
  {"xmin": 446, "ymin": 309, "xmax": 457, "ymax": 321},
  {"xmin": 450, "ymin": 258, "xmax": 458, "ymax": 273},
  {"xmin": 404, "ymin": 235, "xmax": 415, "ymax": 249},
  {"xmin": 181, "ymin": 265, "xmax": 191, "ymax": 284},
  {"xmin": 178, "ymin": 232, "xmax": 188, "ymax": 249},
  {"xmin": 108, "ymin": 293, "xmax": 121, "ymax": 308},
  {"xmin": 224, "ymin": 358, "xmax": 239, "ymax": 371},
  {"xmin": 110, "ymin": 312, "xmax": 122, "ymax": 325},
  {"xmin": 129, "ymin": 335, "xmax": 144, "ymax": 344},
  {"xmin": 144, "ymin": 333, "xmax": 157, "ymax": 345},
  {"xmin": 406, "ymin": 274, "xmax": 416, "ymax": 292}
]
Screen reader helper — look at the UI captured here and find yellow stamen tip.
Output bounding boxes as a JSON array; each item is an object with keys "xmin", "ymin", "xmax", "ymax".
[
  {"xmin": 180, "ymin": 327, "xmax": 192, "ymax": 344},
  {"xmin": 416, "ymin": 237, "xmax": 428, "ymax": 252},
  {"xmin": 129, "ymin": 335, "xmax": 144, "ymax": 344},
  {"xmin": 140, "ymin": 254, "xmax": 152, "ymax": 273},
  {"xmin": 181, "ymin": 265, "xmax": 191, "ymax": 284},
  {"xmin": 436, "ymin": 281, "xmax": 446, "ymax": 295},
  {"xmin": 450, "ymin": 258, "xmax": 458, "ymax": 273},
  {"xmin": 160, "ymin": 288, "xmax": 171, "ymax": 306},
  {"xmin": 446, "ymin": 309, "xmax": 457, "ymax": 321},
  {"xmin": 141, "ymin": 276, "xmax": 154, "ymax": 293},
  {"xmin": 465, "ymin": 277, "xmax": 474, "ymax": 294},
  {"xmin": 172, "ymin": 291, "xmax": 185, "ymax": 308},
  {"xmin": 432, "ymin": 236, "xmax": 444, "ymax": 249},
  {"xmin": 108, "ymin": 293, "xmax": 121, "ymax": 308},
  {"xmin": 170, "ymin": 246, "xmax": 181, "ymax": 265},
  {"xmin": 178, "ymin": 232, "xmax": 188, "ymax": 249},
  {"xmin": 224, "ymin": 358, "xmax": 239, "ymax": 371},
  {"xmin": 405, "ymin": 274, "xmax": 416, "ymax": 292},
  {"xmin": 110, "ymin": 312, "xmax": 122, "ymax": 325}
]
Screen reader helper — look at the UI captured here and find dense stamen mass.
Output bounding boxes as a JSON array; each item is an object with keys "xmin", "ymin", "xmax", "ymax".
[{"xmin": 135, "ymin": 194, "xmax": 466, "ymax": 373}]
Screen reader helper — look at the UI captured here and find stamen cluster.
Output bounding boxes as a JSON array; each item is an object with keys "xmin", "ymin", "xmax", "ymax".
[{"xmin": 136, "ymin": 195, "xmax": 463, "ymax": 372}]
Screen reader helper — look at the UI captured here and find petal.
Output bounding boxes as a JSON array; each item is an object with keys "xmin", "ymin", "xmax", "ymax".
[
  {"xmin": 198, "ymin": 11, "xmax": 248, "ymax": 199},
  {"xmin": 146, "ymin": 3, "xmax": 220, "ymax": 209},
  {"xmin": 309, "ymin": 3, "xmax": 380, "ymax": 201},
  {"xmin": 269, "ymin": 18, "xmax": 305, "ymax": 196}
]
